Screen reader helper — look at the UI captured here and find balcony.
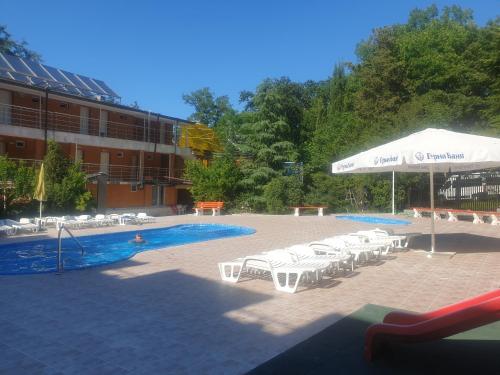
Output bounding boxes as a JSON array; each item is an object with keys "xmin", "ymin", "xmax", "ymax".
[
  {"xmin": 0, "ymin": 103, "xmax": 180, "ymax": 145},
  {"xmin": 81, "ymin": 163, "xmax": 188, "ymax": 185},
  {"xmin": 8, "ymin": 158, "xmax": 190, "ymax": 185}
]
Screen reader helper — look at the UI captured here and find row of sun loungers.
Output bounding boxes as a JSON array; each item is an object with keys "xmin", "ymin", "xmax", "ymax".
[
  {"xmin": 0, "ymin": 212, "xmax": 156, "ymax": 236},
  {"xmin": 0, "ymin": 219, "xmax": 41, "ymax": 235},
  {"xmin": 218, "ymin": 229, "xmax": 409, "ymax": 294}
]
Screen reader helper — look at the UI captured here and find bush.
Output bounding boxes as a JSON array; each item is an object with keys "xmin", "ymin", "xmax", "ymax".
[
  {"xmin": 263, "ymin": 176, "xmax": 303, "ymax": 214},
  {"xmin": 183, "ymin": 158, "xmax": 242, "ymax": 207}
]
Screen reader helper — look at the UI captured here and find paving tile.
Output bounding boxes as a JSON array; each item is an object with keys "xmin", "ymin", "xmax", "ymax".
[{"xmin": 0, "ymin": 214, "xmax": 498, "ymax": 373}]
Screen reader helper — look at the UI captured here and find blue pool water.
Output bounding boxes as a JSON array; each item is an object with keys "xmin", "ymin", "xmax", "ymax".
[
  {"xmin": 0, "ymin": 224, "xmax": 255, "ymax": 275},
  {"xmin": 336, "ymin": 215, "xmax": 411, "ymax": 225}
]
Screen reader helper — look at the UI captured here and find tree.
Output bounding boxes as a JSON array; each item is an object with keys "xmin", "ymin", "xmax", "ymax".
[
  {"xmin": 182, "ymin": 87, "xmax": 234, "ymax": 126},
  {"xmin": 183, "ymin": 157, "xmax": 242, "ymax": 206},
  {"xmin": 0, "ymin": 156, "xmax": 36, "ymax": 216},
  {"xmin": 0, "ymin": 25, "xmax": 41, "ymax": 61},
  {"xmin": 182, "ymin": 5, "xmax": 499, "ymax": 215},
  {"xmin": 43, "ymin": 141, "xmax": 93, "ymax": 212},
  {"xmin": 263, "ymin": 176, "xmax": 303, "ymax": 214}
]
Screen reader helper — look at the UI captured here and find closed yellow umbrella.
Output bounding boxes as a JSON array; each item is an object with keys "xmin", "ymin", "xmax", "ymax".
[{"xmin": 34, "ymin": 163, "xmax": 46, "ymax": 219}]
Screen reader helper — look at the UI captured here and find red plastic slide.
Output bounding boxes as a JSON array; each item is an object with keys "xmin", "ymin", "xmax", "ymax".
[{"xmin": 365, "ymin": 289, "xmax": 500, "ymax": 361}]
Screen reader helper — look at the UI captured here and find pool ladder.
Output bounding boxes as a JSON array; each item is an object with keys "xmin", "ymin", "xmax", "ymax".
[{"xmin": 56, "ymin": 224, "xmax": 85, "ymax": 274}]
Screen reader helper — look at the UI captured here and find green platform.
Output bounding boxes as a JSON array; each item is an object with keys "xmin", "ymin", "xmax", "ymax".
[{"xmin": 248, "ymin": 304, "xmax": 500, "ymax": 374}]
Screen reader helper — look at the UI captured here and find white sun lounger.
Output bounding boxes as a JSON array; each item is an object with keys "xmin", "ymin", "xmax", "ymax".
[
  {"xmin": 1, "ymin": 219, "xmax": 40, "ymax": 233},
  {"xmin": 95, "ymin": 214, "xmax": 114, "ymax": 226},
  {"xmin": 309, "ymin": 236, "xmax": 385, "ymax": 264},
  {"xmin": 137, "ymin": 212, "xmax": 155, "ymax": 223},
  {"xmin": 0, "ymin": 224, "xmax": 15, "ymax": 236},
  {"xmin": 285, "ymin": 244, "xmax": 353, "ymax": 273},
  {"xmin": 219, "ymin": 249, "xmax": 331, "ymax": 293},
  {"xmin": 353, "ymin": 229, "xmax": 408, "ymax": 248}
]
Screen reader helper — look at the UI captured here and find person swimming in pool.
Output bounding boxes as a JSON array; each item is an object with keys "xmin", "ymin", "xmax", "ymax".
[{"xmin": 130, "ymin": 233, "xmax": 145, "ymax": 244}]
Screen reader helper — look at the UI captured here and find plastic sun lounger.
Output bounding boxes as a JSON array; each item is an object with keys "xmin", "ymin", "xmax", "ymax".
[
  {"xmin": 0, "ymin": 224, "xmax": 15, "ymax": 236},
  {"xmin": 219, "ymin": 250, "xmax": 331, "ymax": 293},
  {"xmin": 3, "ymin": 219, "xmax": 39, "ymax": 233},
  {"xmin": 354, "ymin": 229, "xmax": 408, "ymax": 249},
  {"xmin": 137, "ymin": 212, "xmax": 155, "ymax": 223},
  {"xmin": 364, "ymin": 289, "xmax": 500, "ymax": 362},
  {"xmin": 318, "ymin": 236, "xmax": 388, "ymax": 263},
  {"xmin": 285, "ymin": 244, "xmax": 350, "ymax": 274}
]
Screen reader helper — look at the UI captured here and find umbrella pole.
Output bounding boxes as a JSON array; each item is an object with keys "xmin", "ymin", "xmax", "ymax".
[
  {"xmin": 39, "ymin": 200, "xmax": 42, "ymax": 220},
  {"xmin": 430, "ymin": 167, "xmax": 435, "ymax": 253},
  {"xmin": 392, "ymin": 171, "xmax": 395, "ymax": 215}
]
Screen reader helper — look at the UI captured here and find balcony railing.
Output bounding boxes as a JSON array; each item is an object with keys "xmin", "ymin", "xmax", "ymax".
[
  {"xmin": 81, "ymin": 163, "xmax": 186, "ymax": 183},
  {"xmin": 0, "ymin": 103, "xmax": 180, "ymax": 145},
  {"xmin": 7, "ymin": 158, "xmax": 189, "ymax": 184}
]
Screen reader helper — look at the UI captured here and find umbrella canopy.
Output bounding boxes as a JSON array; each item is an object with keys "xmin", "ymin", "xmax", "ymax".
[
  {"xmin": 332, "ymin": 128, "xmax": 500, "ymax": 174},
  {"xmin": 34, "ymin": 163, "xmax": 46, "ymax": 201},
  {"xmin": 34, "ymin": 163, "xmax": 46, "ymax": 219},
  {"xmin": 331, "ymin": 128, "xmax": 500, "ymax": 252}
]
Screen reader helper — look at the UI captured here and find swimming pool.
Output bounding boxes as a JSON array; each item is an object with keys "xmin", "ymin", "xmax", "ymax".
[
  {"xmin": 335, "ymin": 215, "xmax": 411, "ymax": 225},
  {"xmin": 0, "ymin": 224, "xmax": 255, "ymax": 275}
]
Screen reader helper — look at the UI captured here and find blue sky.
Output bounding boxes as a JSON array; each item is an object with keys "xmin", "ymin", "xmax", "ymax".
[{"xmin": 3, "ymin": 0, "xmax": 498, "ymax": 119}]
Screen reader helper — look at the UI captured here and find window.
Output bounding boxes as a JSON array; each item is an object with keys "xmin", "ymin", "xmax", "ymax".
[
  {"xmin": 15, "ymin": 140, "xmax": 25, "ymax": 149},
  {"xmin": 131, "ymin": 183, "xmax": 138, "ymax": 192},
  {"xmin": 117, "ymin": 151, "xmax": 124, "ymax": 158}
]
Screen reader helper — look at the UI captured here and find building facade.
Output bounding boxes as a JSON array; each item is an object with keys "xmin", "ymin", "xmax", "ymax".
[{"xmin": 0, "ymin": 52, "xmax": 211, "ymax": 213}]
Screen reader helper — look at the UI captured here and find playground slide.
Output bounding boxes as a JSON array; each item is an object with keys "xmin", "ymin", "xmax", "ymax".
[
  {"xmin": 364, "ymin": 290, "xmax": 500, "ymax": 361},
  {"xmin": 383, "ymin": 289, "xmax": 500, "ymax": 325}
]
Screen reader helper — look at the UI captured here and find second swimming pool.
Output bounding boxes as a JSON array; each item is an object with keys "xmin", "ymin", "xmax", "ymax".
[{"xmin": 0, "ymin": 224, "xmax": 255, "ymax": 275}]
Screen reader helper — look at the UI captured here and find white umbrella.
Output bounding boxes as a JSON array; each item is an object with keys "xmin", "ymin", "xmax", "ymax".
[{"xmin": 331, "ymin": 128, "xmax": 500, "ymax": 252}]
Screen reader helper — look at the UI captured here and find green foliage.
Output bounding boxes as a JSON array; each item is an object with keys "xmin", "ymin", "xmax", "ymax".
[
  {"xmin": 182, "ymin": 87, "xmax": 234, "ymax": 126},
  {"xmin": 263, "ymin": 176, "xmax": 303, "ymax": 214},
  {"xmin": 0, "ymin": 156, "xmax": 37, "ymax": 217},
  {"xmin": 0, "ymin": 25, "xmax": 41, "ymax": 61},
  {"xmin": 183, "ymin": 158, "xmax": 241, "ymax": 205},
  {"xmin": 43, "ymin": 141, "xmax": 92, "ymax": 212},
  {"xmin": 184, "ymin": 5, "xmax": 499, "ymax": 214}
]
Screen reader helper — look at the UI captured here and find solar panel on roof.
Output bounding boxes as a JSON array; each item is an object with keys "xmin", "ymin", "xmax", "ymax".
[
  {"xmin": 93, "ymin": 79, "xmax": 119, "ymax": 98},
  {"xmin": 77, "ymin": 75, "xmax": 108, "ymax": 95},
  {"xmin": 0, "ymin": 51, "xmax": 120, "ymax": 102},
  {"xmin": 23, "ymin": 60, "xmax": 53, "ymax": 80},
  {"xmin": 2, "ymin": 53, "xmax": 33, "ymax": 75},
  {"xmin": 0, "ymin": 55, "xmax": 11, "ymax": 71},
  {"xmin": 0, "ymin": 70, "xmax": 11, "ymax": 79}
]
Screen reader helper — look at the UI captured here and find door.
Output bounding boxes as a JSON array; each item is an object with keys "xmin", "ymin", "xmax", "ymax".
[
  {"xmin": 100, "ymin": 151, "xmax": 109, "ymax": 175},
  {"xmin": 99, "ymin": 110, "xmax": 108, "ymax": 136},
  {"xmin": 80, "ymin": 107, "xmax": 89, "ymax": 134},
  {"xmin": 0, "ymin": 90, "xmax": 12, "ymax": 125},
  {"xmin": 0, "ymin": 142, "xmax": 5, "ymax": 155}
]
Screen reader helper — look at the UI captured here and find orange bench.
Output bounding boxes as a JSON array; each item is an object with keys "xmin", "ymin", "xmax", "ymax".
[
  {"xmin": 194, "ymin": 201, "xmax": 224, "ymax": 216},
  {"xmin": 291, "ymin": 206, "xmax": 327, "ymax": 216}
]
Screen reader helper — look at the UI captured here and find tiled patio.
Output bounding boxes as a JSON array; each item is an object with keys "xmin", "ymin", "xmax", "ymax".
[{"xmin": 1, "ymin": 214, "xmax": 499, "ymax": 374}]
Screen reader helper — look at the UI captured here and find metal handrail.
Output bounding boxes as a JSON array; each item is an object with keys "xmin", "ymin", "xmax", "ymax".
[
  {"xmin": 0, "ymin": 103, "xmax": 179, "ymax": 145},
  {"xmin": 56, "ymin": 223, "xmax": 85, "ymax": 274}
]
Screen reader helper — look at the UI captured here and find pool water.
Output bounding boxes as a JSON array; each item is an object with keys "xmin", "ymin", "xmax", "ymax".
[
  {"xmin": 0, "ymin": 224, "xmax": 255, "ymax": 275},
  {"xmin": 335, "ymin": 215, "xmax": 411, "ymax": 225}
]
